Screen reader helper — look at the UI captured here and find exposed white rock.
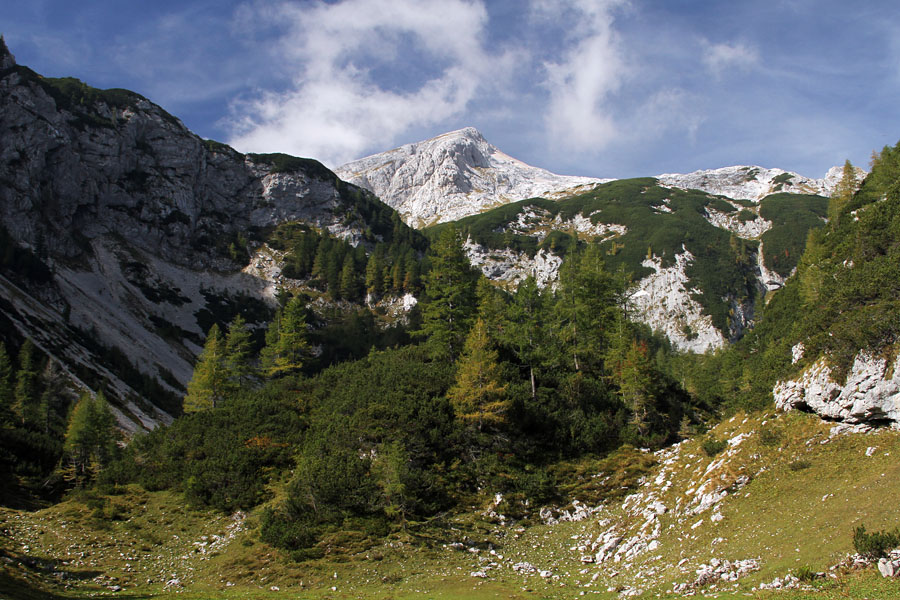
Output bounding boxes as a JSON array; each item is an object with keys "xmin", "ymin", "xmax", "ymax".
[
  {"xmin": 703, "ymin": 205, "xmax": 771, "ymax": 239},
  {"xmin": 463, "ymin": 237, "xmax": 562, "ymax": 288},
  {"xmin": 659, "ymin": 166, "xmax": 823, "ymax": 201},
  {"xmin": 756, "ymin": 240, "xmax": 786, "ymax": 291},
  {"xmin": 627, "ymin": 250, "xmax": 726, "ymax": 353},
  {"xmin": 774, "ymin": 352, "xmax": 900, "ymax": 427},
  {"xmin": 336, "ymin": 128, "xmax": 611, "ymax": 227}
]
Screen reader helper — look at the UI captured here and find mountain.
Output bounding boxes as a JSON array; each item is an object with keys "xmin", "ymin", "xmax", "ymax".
[
  {"xmin": 656, "ymin": 164, "xmax": 866, "ymax": 202},
  {"xmin": 335, "ymin": 127, "xmax": 609, "ymax": 227},
  {"xmin": 435, "ymin": 179, "xmax": 832, "ymax": 352},
  {"xmin": 0, "ymin": 42, "xmax": 410, "ymax": 429}
]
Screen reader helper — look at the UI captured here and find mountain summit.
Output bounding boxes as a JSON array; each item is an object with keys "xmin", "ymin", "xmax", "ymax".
[{"xmin": 335, "ymin": 127, "xmax": 609, "ymax": 227}]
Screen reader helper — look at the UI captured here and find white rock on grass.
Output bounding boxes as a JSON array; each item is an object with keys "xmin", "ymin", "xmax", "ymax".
[{"xmin": 774, "ymin": 352, "xmax": 900, "ymax": 428}]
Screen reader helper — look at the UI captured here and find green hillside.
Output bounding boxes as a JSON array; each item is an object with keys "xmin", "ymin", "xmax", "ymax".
[{"xmin": 431, "ymin": 178, "xmax": 829, "ymax": 336}]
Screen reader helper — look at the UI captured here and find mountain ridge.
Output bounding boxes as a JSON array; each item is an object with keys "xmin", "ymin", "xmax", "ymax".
[{"xmin": 336, "ymin": 127, "xmax": 610, "ymax": 227}]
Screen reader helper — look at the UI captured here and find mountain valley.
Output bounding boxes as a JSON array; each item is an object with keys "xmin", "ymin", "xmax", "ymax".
[{"xmin": 1, "ymin": 36, "xmax": 900, "ymax": 600}]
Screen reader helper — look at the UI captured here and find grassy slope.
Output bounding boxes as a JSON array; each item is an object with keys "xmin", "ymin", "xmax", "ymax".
[{"xmin": 1, "ymin": 412, "xmax": 898, "ymax": 599}]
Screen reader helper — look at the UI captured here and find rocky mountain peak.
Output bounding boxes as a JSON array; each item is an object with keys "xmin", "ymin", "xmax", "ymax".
[
  {"xmin": 0, "ymin": 35, "xmax": 15, "ymax": 70},
  {"xmin": 336, "ymin": 128, "xmax": 608, "ymax": 227}
]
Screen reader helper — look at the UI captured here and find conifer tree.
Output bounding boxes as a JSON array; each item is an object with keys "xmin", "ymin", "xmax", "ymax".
[
  {"xmin": 365, "ymin": 252, "xmax": 383, "ymax": 298},
  {"xmin": 828, "ymin": 159, "xmax": 858, "ymax": 229},
  {"xmin": 418, "ymin": 225, "xmax": 477, "ymax": 361},
  {"xmin": 447, "ymin": 318, "xmax": 508, "ymax": 431},
  {"xmin": 224, "ymin": 315, "xmax": 255, "ymax": 390},
  {"xmin": 184, "ymin": 324, "xmax": 227, "ymax": 412},
  {"xmin": 553, "ymin": 244, "xmax": 624, "ymax": 375},
  {"xmin": 371, "ymin": 440, "xmax": 410, "ymax": 524},
  {"xmin": 613, "ymin": 340, "xmax": 659, "ymax": 438},
  {"xmin": 14, "ymin": 338, "xmax": 40, "ymax": 427},
  {"xmin": 476, "ymin": 277, "xmax": 508, "ymax": 342},
  {"xmin": 261, "ymin": 296, "xmax": 309, "ymax": 377},
  {"xmin": 503, "ymin": 276, "xmax": 545, "ymax": 400},
  {"xmin": 64, "ymin": 391, "xmax": 116, "ymax": 480},
  {"xmin": 340, "ymin": 254, "xmax": 360, "ymax": 301},
  {"xmin": 0, "ymin": 342, "xmax": 12, "ymax": 424}
]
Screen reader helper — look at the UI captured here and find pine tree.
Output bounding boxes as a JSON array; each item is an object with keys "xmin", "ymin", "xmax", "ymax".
[
  {"xmin": 183, "ymin": 324, "xmax": 227, "ymax": 412},
  {"xmin": 447, "ymin": 319, "xmax": 508, "ymax": 431},
  {"xmin": 224, "ymin": 315, "xmax": 255, "ymax": 390},
  {"xmin": 418, "ymin": 225, "xmax": 477, "ymax": 361}
]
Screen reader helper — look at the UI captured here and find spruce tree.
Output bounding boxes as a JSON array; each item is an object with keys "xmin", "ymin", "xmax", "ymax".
[
  {"xmin": 418, "ymin": 225, "xmax": 477, "ymax": 361},
  {"xmin": 447, "ymin": 318, "xmax": 508, "ymax": 431},
  {"xmin": 261, "ymin": 296, "xmax": 309, "ymax": 377},
  {"xmin": 614, "ymin": 340, "xmax": 659, "ymax": 439},
  {"xmin": 183, "ymin": 324, "xmax": 227, "ymax": 412},
  {"xmin": 340, "ymin": 254, "xmax": 360, "ymax": 301},
  {"xmin": 553, "ymin": 244, "xmax": 624, "ymax": 375},
  {"xmin": 503, "ymin": 276, "xmax": 545, "ymax": 401},
  {"xmin": 224, "ymin": 315, "xmax": 255, "ymax": 390}
]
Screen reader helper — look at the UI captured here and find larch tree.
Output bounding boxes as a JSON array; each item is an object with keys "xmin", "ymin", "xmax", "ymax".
[
  {"xmin": 447, "ymin": 318, "xmax": 508, "ymax": 431},
  {"xmin": 183, "ymin": 323, "xmax": 227, "ymax": 412},
  {"xmin": 64, "ymin": 391, "xmax": 116, "ymax": 481},
  {"xmin": 828, "ymin": 159, "xmax": 858, "ymax": 229}
]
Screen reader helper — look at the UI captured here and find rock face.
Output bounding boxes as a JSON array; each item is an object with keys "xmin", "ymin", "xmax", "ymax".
[
  {"xmin": 773, "ymin": 353, "xmax": 900, "ymax": 427},
  {"xmin": 658, "ymin": 164, "xmax": 865, "ymax": 202},
  {"xmin": 336, "ymin": 127, "xmax": 609, "ymax": 227},
  {"xmin": 0, "ymin": 47, "xmax": 391, "ymax": 428},
  {"xmin": 628, "ymin": 250, "xmax": 727, "ymax": 353}
]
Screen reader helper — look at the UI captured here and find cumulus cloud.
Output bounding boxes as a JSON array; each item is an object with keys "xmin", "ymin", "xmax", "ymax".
[
  {"xmin": 225, "ymin": 0, "xmax": 507, "ymax": 166},
  {"xmin": 536, "ymin": 0, "xmax": 629, "ymax": 152},
  {"xmin": 702, "ymin": 40, "xmax": 759, "ymax": 75}
]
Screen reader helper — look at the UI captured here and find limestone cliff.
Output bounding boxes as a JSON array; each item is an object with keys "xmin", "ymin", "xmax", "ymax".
[{"xmin": 0, "ymin": 46, "xmax": 393, "ymax": 429}]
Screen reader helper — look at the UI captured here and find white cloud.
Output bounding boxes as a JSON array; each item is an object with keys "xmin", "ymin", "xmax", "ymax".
[
  {"xmin": 702, "ymin": 40, "xmax": 759, "ymax": 75},
  {"xmin": 225, "ymin": 0, "xmax": 508, "ymax": 166}
]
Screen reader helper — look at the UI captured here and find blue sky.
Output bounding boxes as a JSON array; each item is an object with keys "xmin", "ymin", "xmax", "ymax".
[{"xmin": 4, "ymin": 0, "xmax": 900, "ymax": 179}]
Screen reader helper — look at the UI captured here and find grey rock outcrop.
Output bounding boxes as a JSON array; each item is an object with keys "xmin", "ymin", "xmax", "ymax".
[
  {"xmin": 773, "ymin": 353, "xmax": 900, "ymax": 427},
  {"xmin": 336, "ymin": 127, "xmax": 609, "ymax": 227},
  {"xmin": 0, "ymin": 48, "xmax": 389, "ymax": 428}
]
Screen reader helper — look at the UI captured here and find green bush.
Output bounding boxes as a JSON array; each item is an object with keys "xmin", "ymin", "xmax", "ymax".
[
  {"xmin": 701, "ymin": 438, "xmax": 727, "ymax": 457},
  {"xmin": 795, "ymin": 565, "xmax": 817, "ymax": 582},
  {"xmin": 853, "ymin": 525, "xmax": 900, "ymax": 559}
]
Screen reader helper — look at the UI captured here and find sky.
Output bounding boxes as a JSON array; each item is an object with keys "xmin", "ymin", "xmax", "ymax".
[{"xmin": 4, "ymin": 0, "xmax": 900, "ymax": 179}]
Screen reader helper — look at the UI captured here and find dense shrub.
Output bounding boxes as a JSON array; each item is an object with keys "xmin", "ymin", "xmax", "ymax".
[{"xmin": 853, "ymin": 525, "xmax": 900, "ymax": 559}]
